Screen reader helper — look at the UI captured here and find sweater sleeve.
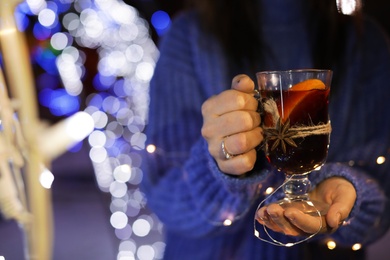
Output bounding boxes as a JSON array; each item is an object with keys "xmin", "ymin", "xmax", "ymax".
[{"xmin": 140, "ymin": 12, "xmax": 269, "ymax": 237}]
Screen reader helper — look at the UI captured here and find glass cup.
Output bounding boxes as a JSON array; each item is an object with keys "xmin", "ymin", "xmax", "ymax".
[{"xmin": 254, "ymin": 69, "xmax": 332, "ymax": 246}]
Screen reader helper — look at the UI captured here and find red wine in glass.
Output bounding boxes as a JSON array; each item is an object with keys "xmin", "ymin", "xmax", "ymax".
[{"xmin": 262, "ymin": 88, "xmax": 330, "ymax": 175}]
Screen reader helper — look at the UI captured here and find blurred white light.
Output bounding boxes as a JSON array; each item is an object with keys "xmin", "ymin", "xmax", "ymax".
[
  {"xmin": 111, "ymin": 198, "xmax": 128, "ymax": 212},
  {"xmin": 61, "ymin": 46, "xmax": 82, "ymax": 62},
  {"xmin": 135, "ymin": 62, "xmax": 154, "ymax": 82},
  {"xmin": 98, "ymin": 57, "xmax": 117, "ymax": 77},
  {"xmin": 88, "ymin": 130, "xmax": 107, "ymax": 147},
  {"xmin": 130, "ymin": 132, "xmax": 146, "ymax": 150},
  {"xmin": 126, "ymin": 199, "xmax": 141, "ymax": 217},
  {"xmin": 63, "ymin": 13, "xmax": 80, "ymax": 31},
  {"xmin": 94, "ymin": 167, "xmax": 114, "ymax": 191},
  {"xmin": 107, "ymin": 51, "xmax": 127, "ymax": 70},
  {"xmin": 110, "ymin": 211, "xmax": 128, "ymax": 229},
  {"xmin": 119, "ymin": 24, "xmax": 138, "ymax": 42},
  {"xmin": 137, "ymin": 245, "xmax": 155, "ymax": 260},
  {"xmin": 108, "ymin": 2, "xmax": 136, "ymax": 25},
  {"xmin": 126, "ymin": 44, "xmax": 144, "ymax": 63},
  {"xmin": 66, "ymin": 112, "xmax": 94, "ymax": 141},
  {"xmin": 117, "ymin": 252, "xmax": 135, "ymax": 260},
  {"xmin": 26, "ymin": 0, "xmax": 47, "ymax": 14},
  {"xmin": 113, "ymin": 164, "xmax": 132, "ymax": 183},
  {"xmin": 95, "ymin": 0, "xmax": 114, "ymax": 12},
  {"xmin": 326, "ymin": 240, "xmax": 337, "ymax": 250},
  {"xmin": 116, "ymin": 108, "xmax": 134, "ymax": 126},
  {"xmin": 265, "ymin": 187, "xmax": 274, "ymax": 195},
  {"xmin": 57, "ymin": 46, "xmax": 85, "ymax": 96},
  {"xmin": 223, "ymin": 219, "xmax": 232, "ymax": 226},
  {"xmin": 110, "ymin": 181, "xmax": 128, "ymax": 198},
  {"xmin": 89, "ymin": 146, "xmax": 108, "ymax": 163},
  {"xmin": 38, "ymin": 8, "xmax": 56, "ymax": 27},
  {"xmin": 152, "ymin": 241, "xmax": 166, "ymax": 260},
  {"xmin": 51, "ymin": 32, "xmax": 69, "ymax": 50},
  {"xmin": 119, "ymin": 239, "xmax": 137, "ymax": 253},
  {"xmin": 102, "ymin": 96, "xmax": 121, "ymax": 114},
  {"xmin": 146, "ymin": 145, "xmax": 156, "ymax": 153},
  {"xmin": 62, "ymin": 0, "xmax": 161, "ymax": 256},
  {"xmin": 128, "ymin": 168, "xmax": 143, "ymax": 185},
  {"xmin": 132, "ymin": 218, "xmax": 151, "ymax": 237},
  {"xmin": 115, "ymin": 224, "xmax": 133, "ymax": 240},
  {"xmin": 336, "ymin": 0, "xmax": 361, "ymax": 15},
  {"xmin": 352, "ymin": 243, "xmax": 362, "ymax": 251},
  {"xmin": 39, "ymin": 168, "xmax": 54, "ymax": 189},
  {"xmin": 91, "ymin": 110, "xmax": 108, "ymax": 129},
  {"xmin": 377, "ymin": 156, "xmax": 386, "ymax": 165},
  {"xmin": 80, "ymin": 8, "xmax": 103, "ymax": 39}
]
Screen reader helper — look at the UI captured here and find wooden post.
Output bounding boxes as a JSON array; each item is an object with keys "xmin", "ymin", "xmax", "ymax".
[{"xmin": 0, "ymin": 1, "xmax": 53, "ymax": 259}]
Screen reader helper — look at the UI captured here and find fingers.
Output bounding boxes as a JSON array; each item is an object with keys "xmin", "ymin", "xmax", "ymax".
[
  {"xmin": 210, "ymin": 127, "xmax": 262, "ymax": 175},
  {"xmin": 256, "ymin": 206, "xmax": 284, "ymax": 233},
  {"xmin": 202, "ymin": 88, "xmax": 258, "ymax": 117},
  {"xmin": 201, "ymin": 74, "xmax": 261, "ymax": 175},
  {"xmin": 218, "ymin": 149, "xmax": 258, "ymax": 174},
  {"xmin": 283, "ymin": 208, "xmax": 322, "ymax": 235},
  {"xmin": 202, "ymin": 74, "xmax": 257, "ymax": 117},
  {"xmin": 310, "ymin": 177, "xmax": 356, "ymax": 229},
  {"xmin": 256, "ymin": 177, "xmax": 357, "ymax": 237},
  {"xmin": 231, "ymin": 74, "xmax": 255, "ymax": 93},
  {"xmin": 327, "ymin": 182, "xmax": 355, "ymax": 228},
  {"xmin": 203, "ymin": 110, "xmax": 261, "ymax": 139},
  {"xmin": 266, "ymin": 204, "xmax": 304, "ymax": 236},
  {"xmin": 256, "ymin": 204, "xmax": 325, "ymax": 237},
  {"xmin": 218, "ymin": 126, "xmax": 263, "ymax": 156},
  {"xmin": 326, "ymin": 201, "xmax": 352, "ymax": 229}
]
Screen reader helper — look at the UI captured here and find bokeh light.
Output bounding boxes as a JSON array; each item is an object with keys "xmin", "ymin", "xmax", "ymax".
[
  {"xmin": 151, "ymin": 10, "xmax": 171, "ymax": 36},
  {"xmin": 16, "ymin": 0, "xmax": 164, "ymax": 258}
]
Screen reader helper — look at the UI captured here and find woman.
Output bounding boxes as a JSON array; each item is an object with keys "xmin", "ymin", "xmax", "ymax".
[{"xmin": 141, "ymin": 0, "xmax": 390, "ymax": 259}]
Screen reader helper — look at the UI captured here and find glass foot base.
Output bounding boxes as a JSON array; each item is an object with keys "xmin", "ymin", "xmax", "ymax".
[{"xmin": 254, "ymin": 197, "xmax": 328, "ymax": 247}]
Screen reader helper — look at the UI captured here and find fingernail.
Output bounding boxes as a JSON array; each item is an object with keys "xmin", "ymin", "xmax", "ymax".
[
  {"xmin": 336, "ymin": 213, "xmax": 345, "ymax": 226},
  {"xmin": 268, "ymin": 213, "xmax": 277, "ymax": 219},
  {"xmin": 235, "ymin": 75, "xmax": 246, "ymax": 83},
  {"xmin": 257, "ymin": 213, "xmax": 268, "ymax": 222},
  {"xmin": 232, "ymin": 74, "xmax": 247, "ymax": 86},
  {"xmin": 336, "ymin": 213, "xmax": 341, "ymax": 224}
]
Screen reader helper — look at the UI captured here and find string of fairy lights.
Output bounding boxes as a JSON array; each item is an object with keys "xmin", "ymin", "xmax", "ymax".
[
  {"xmin": 15, "ymin": 0, "xmax": 168, "ymax": 259},
  {"xmin": 10, "ymin": 0, "xmax": 370, "ymax": 259}
]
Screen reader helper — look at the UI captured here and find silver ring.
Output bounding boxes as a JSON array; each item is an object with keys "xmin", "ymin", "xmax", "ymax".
[{"xmin": 221, "ymin": 139, "xmax": 234, "ymax": 159}]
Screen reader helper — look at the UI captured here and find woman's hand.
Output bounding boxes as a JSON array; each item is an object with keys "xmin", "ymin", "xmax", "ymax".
[
  {"xmin": 256, "ymin": 177, "xmax": 356, "ymax": 236},
  {"xmin": 201, "ymin": 74, "xmax": 263, "ymax": 176}
]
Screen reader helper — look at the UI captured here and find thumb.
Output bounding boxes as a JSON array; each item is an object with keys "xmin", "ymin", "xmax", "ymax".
[
  {"xmin": 326, "ymin": 194, "xmax": 355, "ymax": 229},
  {"xmin": 231, "ymin": 74, "xmax": 255, "ymax": 93}
]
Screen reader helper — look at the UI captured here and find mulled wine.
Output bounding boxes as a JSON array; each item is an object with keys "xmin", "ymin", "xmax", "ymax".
[{"xmin": 261, "ymin": 88, "xmax": 330, "ymax": 175}]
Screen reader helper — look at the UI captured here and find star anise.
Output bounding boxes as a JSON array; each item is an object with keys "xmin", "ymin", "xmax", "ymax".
[{"xmin": 265, "ymin": 118, "xmax": 298, "ymax": 153}]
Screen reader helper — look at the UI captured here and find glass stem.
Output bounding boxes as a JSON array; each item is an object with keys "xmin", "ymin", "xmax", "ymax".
[{"xmin": 283, "ymin": 174, "xmax": 311, "ymax": 201}]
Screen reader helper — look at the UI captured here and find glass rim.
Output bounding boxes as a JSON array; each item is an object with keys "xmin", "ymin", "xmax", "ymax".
[{"xmin": 256, "ymin": 69, "xmax": 332, "ymax": 76}]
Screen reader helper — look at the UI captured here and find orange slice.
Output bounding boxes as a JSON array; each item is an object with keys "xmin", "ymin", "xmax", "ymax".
[
  {"xmin": 290, "ymin": 79, "xmax": 326, "ymax": 91},
  {"xmin": 280, "ymin": 79, "xmax": 327, "ymax": 123}
]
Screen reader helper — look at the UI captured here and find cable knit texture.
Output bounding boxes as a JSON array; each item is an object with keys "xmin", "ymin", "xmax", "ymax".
[{"xmin": 141, "ymin": 1, "xmax": 390, "ymax": 259}]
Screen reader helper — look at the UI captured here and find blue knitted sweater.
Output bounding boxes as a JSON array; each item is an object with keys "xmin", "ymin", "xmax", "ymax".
[{"xmin": 141, "ymin": 1, "xmax": 390, "ymax": 259}]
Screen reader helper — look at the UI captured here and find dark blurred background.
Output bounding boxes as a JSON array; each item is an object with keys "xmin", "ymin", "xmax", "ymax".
[{"xmin": 0, "ymin": 0, "xmax": 390, "ymax": 259}]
